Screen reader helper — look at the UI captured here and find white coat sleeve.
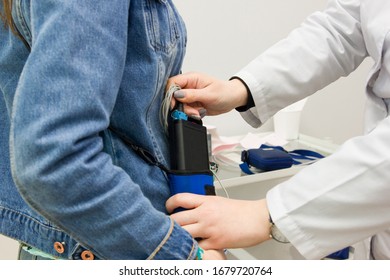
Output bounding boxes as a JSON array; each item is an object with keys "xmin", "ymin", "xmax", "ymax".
[
  {"xmin": 235, "ymin": 0, "xmax": 390, "ymax": 259},
  {"xmin": 236, "ymin": 0, "xmax": 367, "ymax": 127},
  {"xmin": 267, "ymin": 116, "xmax": 390, "ymax": 259}
]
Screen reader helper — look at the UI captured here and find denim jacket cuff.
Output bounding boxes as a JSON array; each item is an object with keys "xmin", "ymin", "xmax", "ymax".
[{"xmin": 147, "ymin": 217, "xmax": 198, "ymax": 260}]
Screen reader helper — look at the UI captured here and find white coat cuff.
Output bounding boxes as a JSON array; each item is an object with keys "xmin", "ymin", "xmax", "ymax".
[
  {"xmin": 266, "ymin": 187, "xmax": 320, "ymax": 259},
  {"xmin": 234, "ymin": 69, "xmax": 272, "ymax": 127}
]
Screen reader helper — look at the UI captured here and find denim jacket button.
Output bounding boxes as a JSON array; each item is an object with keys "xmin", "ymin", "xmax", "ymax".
[
  {"xmin": 81, "ymin": 250, "xmax": 95, "ymax": 260},
  {"xmin": 54, "ymin": 242, "xmax": 65, "ymax": 254}
]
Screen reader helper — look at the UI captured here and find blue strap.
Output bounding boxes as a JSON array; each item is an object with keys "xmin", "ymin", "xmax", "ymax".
[
  {"xmin": 239, "ymin": 162, "xmax": 255, "ymax": 175},
  {"xmin": 260, "ymin": 144, "xmax": 323, "ymax": 164},
  {"xmin": 288, "ymin": 149, "xmax": 324, "ymax": 165},
  {"xmin": 326, "ymin": 247, "xmax": 350, "ymax": 260}
]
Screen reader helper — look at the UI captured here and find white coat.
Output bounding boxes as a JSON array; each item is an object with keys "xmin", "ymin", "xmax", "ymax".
[{"xmin": 237, "ymin": 0, "xmax": 390, "ymax": 259}]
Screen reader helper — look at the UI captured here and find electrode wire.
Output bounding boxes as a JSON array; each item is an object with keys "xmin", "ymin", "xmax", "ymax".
[
  {"xmin": 211, "ymin": 168, "xmax": 230, "ymax": 199},
  {"xmin": 161, "ymin": 84, "xmax": 181, "ymax": 134}
]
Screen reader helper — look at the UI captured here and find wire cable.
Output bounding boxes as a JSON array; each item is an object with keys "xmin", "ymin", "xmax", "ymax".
[
  {"xmin": 161, "ymin": 84, "xmax": 181, "ymax": 134},
  {"xmin": 211, "ymin": 167, "xmax": 230, "ymax": 199}
]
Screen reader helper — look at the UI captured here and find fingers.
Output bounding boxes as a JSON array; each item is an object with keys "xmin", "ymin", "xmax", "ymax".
[
  {"xmin": 168, "ymin": 72, "xmax": 213, "ymax": 89},
  {"xmin": 167, "ymin": 72, "xmax": 221, "ymax": 117},
  {"xmin": 181, "ymin": 223, "xmax": 206, "ymax": 239},
  {"xmin": 166, "ymin": 73, "xmax": 191, "ymax": 89},
  {"xmin": 166, "ymin": 195, "xmax": 209, "ymax": 240},
  {"xmin": 184, "ymin": 104, "xmax": 205, "ymax": 118},
  {"xmin": 197, "ymin": 238, "xmax": 215, "ymax": 250},
  {"xmin": 168, "ymin": 80, "xmax": 207, "ymax": 117},
  {"xmin": 169, "ymin": 99, "xmax": 204, "ymax": 118},
  {"xmin": 170, "ymin": 209, "xmax": 198, "ymax": 226},
  {"xmin": 173, "ymin": 88, "xmax": 208, "ymax": 105},
  {"xmin": 166, "ymin": 193, "xmax": 206, "ymax": 214},
  {"xmin": 173, "ymin": 88, "xmax": 211, "ymax": 117},
  {"xmin": 167, "ymin": 72, "xmax": 215, "ymax": 106},
  {"xmin": 169, "ymin": 208, "xmax": 211, "ymax": 242}
]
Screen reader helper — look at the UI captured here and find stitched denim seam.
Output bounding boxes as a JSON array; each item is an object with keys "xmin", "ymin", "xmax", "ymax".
[
  {"xmin": 143, "ymin": 0, "xmax": 178, "ymax": 53},
  {"xmin": 146, "ymin": 216, "xmax": 174, "ymax": 260},
  {"xmin": 186, "ymin": 243, "xmax": 196, "ymax": 260},
  {"xmin": 14, "ymin": 0, "xmax": 32, "ymax": 46}
]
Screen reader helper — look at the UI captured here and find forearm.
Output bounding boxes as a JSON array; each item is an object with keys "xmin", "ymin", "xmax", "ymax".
[{"xmin": 267, "ymin": 116, "xmax": 390, "ymax": 259}]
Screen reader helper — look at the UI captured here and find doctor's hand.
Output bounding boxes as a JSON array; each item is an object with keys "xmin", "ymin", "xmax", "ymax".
[
  {"xmin": 166, "ymin": 193, "xmax": 271, "ymax": 250},
  {"xmin": 167, "ymin": 72, "xmax": 249, "ymax": 118}
]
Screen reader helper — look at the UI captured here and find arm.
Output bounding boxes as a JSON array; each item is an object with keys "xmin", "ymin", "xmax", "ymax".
[{"xmin": 267, "ymin": 115, "xmax": 390, "ymax": 259}]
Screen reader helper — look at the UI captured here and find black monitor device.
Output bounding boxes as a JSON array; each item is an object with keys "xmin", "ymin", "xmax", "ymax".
[
  {"xmin": 168, "ymin": 103, "xmax": 215, "ymax": 202},
  {"xmin": 169, "ymin": 116, "xmax": 210, "ymax": 172}
]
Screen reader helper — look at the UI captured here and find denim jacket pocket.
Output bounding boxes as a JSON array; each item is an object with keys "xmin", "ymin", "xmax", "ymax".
[{"xmin": 143, "ymin": 0, "xmax": 180, "ymax": 53}]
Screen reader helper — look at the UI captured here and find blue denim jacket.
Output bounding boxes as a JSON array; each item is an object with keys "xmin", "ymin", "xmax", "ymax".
[{"xmin": 0, "ymin": 0, "xmax": 198, "ymax": 259}]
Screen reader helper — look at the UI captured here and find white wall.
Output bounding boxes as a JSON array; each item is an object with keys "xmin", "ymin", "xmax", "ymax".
[{"xmin": 174, "ymin": 0, "xmax": 371, "ymax": 144}]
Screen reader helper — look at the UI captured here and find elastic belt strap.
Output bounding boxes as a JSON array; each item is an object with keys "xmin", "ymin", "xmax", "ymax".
[{"xmin": 108, "ymin": 126, "xmax": 170, "ymax": 174}]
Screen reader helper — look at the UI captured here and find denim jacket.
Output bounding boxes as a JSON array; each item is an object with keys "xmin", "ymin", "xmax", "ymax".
[{"xmin": 0, "ymin": 0, "xmax": 198, "ymax": 259}]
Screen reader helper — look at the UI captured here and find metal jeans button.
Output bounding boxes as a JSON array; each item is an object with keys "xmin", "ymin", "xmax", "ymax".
[
  {"xmin": 81, "ymin": 250, "xmax": 95, "ymax": 260},
  {"xmin": 54, "ymin": 242, "xmax": 65, "ymax": 254}
]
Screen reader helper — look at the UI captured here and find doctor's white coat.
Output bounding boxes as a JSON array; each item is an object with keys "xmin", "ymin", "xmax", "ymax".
[{"xmin": 237, "ymin": 0, "xmax": 390, "ymax": 259}]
